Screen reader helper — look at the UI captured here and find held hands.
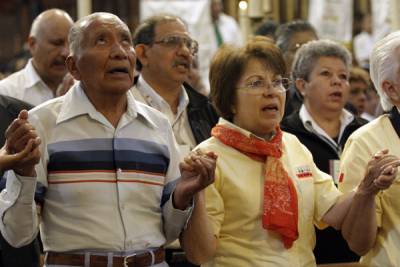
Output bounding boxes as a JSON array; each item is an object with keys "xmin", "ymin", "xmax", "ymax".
[
  {"xmin": 358, "ymin": 149, "xmax": 400, "ymax": 195},
  {"xmin": 173, "ymin": 150, "xmax": 217, "ymax": 210},
  {"xmin": 1, "ymin": 110, "xmax": 41, "ymax": 177}
]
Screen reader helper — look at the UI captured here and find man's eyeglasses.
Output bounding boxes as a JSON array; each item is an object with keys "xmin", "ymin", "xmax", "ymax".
[
  {"xmin": 153, "ymin": 35, "xmax": 199, "ymax": 55},
  {"xmin": 237, "ymin": 78, "xmax": 291, "ymax": 95}
]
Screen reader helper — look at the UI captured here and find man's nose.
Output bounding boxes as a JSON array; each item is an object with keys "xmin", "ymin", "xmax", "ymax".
[
  {"xmin": 60, "ymin": 43, "xmax": 69, "ymax": 57},
  {"xmin": 110, "ymin": 42, "xmax": 128, "ymax": 59}
]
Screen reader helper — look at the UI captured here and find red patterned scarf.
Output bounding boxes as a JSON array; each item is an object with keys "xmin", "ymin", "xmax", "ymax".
[{"xmin": 212, "ymin": 124, "xmax": 298, "ymax": 248}]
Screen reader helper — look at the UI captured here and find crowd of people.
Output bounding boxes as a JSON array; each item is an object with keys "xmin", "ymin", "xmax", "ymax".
[{"xmin": 0, "ymin": 3, "xmax": 400, "ymax": 267}]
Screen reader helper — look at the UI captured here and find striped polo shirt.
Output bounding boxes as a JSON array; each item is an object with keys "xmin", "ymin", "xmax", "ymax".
[{"xmin": 0, "ymin": 83, "xmax": 191, "ymax": 253}]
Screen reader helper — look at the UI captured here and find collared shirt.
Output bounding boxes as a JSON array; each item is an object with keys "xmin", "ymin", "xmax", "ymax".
[
  {"xmin": 0, "ymin": 59, "xmax": 54, "ymax": 106},
  {"xmin": 132, "ymin": 76, "xmax": 196, "ymax": 159},
  {"xmin": 299, "ymin": 105, "xmax": 354, "ymax": 154},
  {"xmin": 0, "ymin": 83, "xmax": 191, "ymax": 254},
  {"xmin": 198, "ymin": 118, "xmax": 341, "ymax": 267},
  {"xmin": 339, "ymin": 114, "xmax": 400, "ymax": 267}
]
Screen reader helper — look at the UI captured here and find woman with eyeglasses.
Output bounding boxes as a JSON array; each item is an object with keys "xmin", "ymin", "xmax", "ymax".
[
  {"xmin": 280, "ymin": 40, "xmax": 367, "ymax": 264},
  {"xmin": 179, "ymin": 37, "xmax": 397, "ymax": 267}
]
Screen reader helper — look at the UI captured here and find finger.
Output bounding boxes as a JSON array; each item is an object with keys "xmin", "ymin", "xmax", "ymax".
[
  {"xmin": 14, "ymin": 139, "xmax": 35, "ymax": 161},
  {"xmin": 380, "ymin": 159, "xmax": 400, "ymax": 172},
  {"xmin": 18, "ymin": 110, "xmax": 29, "ymax": 120},
  {"xmin": 9, "ymin": 129, "xmax": 38, "ymax": 153},
  {"xmin": 6, "ymin": 121, "xmax": 35, "ymax": 144},
  {"xmin": 179, "ymin": 161, "xmax": 195, "ymax": 172},
  {"xmin": 205, "ymin": 151, "xmax": 218, "ymax": 160}
]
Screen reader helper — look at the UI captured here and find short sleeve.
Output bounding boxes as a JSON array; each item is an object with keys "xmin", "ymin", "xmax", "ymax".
[{"xmin": 205, "ymin": 166, "xmax": 225, "ymax": 236}]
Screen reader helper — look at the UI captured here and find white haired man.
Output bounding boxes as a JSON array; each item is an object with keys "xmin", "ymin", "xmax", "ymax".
[{"xmin": 339, "ymin": 31, "xmax": 400, "ymax": 266}]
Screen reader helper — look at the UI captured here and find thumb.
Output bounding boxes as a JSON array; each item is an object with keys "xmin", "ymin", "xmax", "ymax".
[{"xmin": 18, "ymin": 110, "xmax": 29, "ymax": 120}]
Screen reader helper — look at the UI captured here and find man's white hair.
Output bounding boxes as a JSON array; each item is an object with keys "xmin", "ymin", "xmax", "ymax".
[
  {"xmin": 69, "ymin": 12, "xmax": 126, "ymax": 56},
  {"xmin": 370, "ymin": 31, "xmax": 400, "ymax": 111}
]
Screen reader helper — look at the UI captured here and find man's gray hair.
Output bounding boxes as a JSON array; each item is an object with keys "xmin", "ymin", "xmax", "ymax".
[
  {"xmin": 69, "ymin": 12, "xmax": 126, "ymax": 56},
  {"xmin": 370, "ymin": 31, "xmax": 400, "ymax": 111},
  {"xmin": 292, "ymin": 39, "xmax": 352, "ymax": 81}
]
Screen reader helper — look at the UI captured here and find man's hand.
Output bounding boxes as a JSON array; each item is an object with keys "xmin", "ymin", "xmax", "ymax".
[
  {"xmin": 358, "ymin": 149, "xmax": 400, "ymax": 195},
  {"xmin": 173, "ymin": 150, "xmax": 217, "ymax": 210},
  {"xmin": 2, "ymin": 110, "xmax": 41, "ymax": 176},
  {"xmin": 5, "ymin": 110, "xmax": 38, "ymax": 154}
]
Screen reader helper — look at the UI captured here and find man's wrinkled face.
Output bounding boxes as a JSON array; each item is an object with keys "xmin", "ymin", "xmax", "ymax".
[{"xmin": 70, "ymin": 15, "xmax": 136, "ymax": 96}]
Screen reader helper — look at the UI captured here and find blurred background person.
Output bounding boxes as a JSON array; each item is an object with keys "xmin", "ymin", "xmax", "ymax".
[
  {"xmin": 347, "ymin": 67, "xmax": 370, "ymax": 116},
  {"xmin": 254, "ymin": 20, "xmax": 279, "ymax": 41},
  {"xmin": 281, "ymin": 39, "xmax": 367, "ymax": 264},
  {"xmin": 275, "ymin": 20, "xmax": 318, "ymax": 117},
  {"xmin": 353, "ymin": 13, "xmax": 373, "ymax": 69},
  {"xmin": 0, "ymin": 9, "xmax": 73, "ymax": 106},
  {"xmin": 362, "ymin": 85, "xmax": 382, "ymax": 121},
  {"xmin": 210, "ymin": 0, "xmax": 242, "ymax": 48}
]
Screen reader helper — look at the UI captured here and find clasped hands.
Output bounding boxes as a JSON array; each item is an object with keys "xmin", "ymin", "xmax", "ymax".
[
  {"xmin": 358, "ymin": 149, "xmax": 400, "ymax": 195},
  {"xmin": 173, "ymin": 149, "xmax": 217, "ymax": 210},
  {"xmin": 0, "ymin": 110, "xmax": 41, "ymax": 177}
]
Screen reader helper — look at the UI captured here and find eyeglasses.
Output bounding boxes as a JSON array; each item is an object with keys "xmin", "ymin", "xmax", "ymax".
[
  {"xmin": 237, "ymin": 78, "xmax": 291, "ymax": 94},
  {"xmin": 153, "ymin": 35, "xmax": 199, "ymax": 55}
]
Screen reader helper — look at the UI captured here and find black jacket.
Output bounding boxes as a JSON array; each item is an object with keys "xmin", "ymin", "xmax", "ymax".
[
  {"xmin": 0, "ymin": 95, "xmax": 38, "ymax": 267},
  {"xmin": 133, "ymin": 76, "xmax": 219, "ymax": 145},
  {"xmin": 184, "ymin": 83, "xmax": 219, "ymax": 144},
  {"xmin": 0, "ymin": 95, "xmax": 33, "ymax": 146},
  {"xmin": 281, "ymin": 111, "xmax": 367, "ymax": 174},
  {"xmin": 281, "ymin": 110, "xmax": 367, "ymax": 264}
]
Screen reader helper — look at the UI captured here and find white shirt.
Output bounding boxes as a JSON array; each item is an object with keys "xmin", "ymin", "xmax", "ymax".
[
  {"xmin": 353, "ymin": 31, "xmax": 374, "ymax": 67},
  {"xmin": 299, "ymin": 105, "xmax": 355, "ymax": 153},
  {"xmin": 132, "ymin": 76, "xmax": 197, "ymax": 159},
  {"xmin": 0, "ymin": 59, "xmax": 54, "ymax": 106},
  {"xmin": 0, "ymin": 83, "xmax": 191, "ymax": 254},
  {"xmin": 215, "ymin": 13, "xmax": 243, "ymax": 47}
]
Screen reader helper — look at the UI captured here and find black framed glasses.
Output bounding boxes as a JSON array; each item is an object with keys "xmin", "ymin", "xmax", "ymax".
[{"xmin": 153, "ymin": 35, "xmax": 199, "ymax": 55}]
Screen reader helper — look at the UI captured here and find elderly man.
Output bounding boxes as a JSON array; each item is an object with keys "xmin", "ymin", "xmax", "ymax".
[
  {"xmin": 132, "ymin": 15, "xmax": 218, "ymax": 159},
  {"xmin": 0, "ymin": 12, "xmax": 216, "ymax": 267},
  {"xmin": 339, "ymin": 31, "xmax": 400, "ymax": 267},
  {"xmin": 0, "ymin": 9, "xmax": 73, "ymax": 106}
]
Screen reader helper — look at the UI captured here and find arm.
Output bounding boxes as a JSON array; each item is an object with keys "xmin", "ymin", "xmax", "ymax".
[
  {"xmin": 341, "ymin": 151, "xmax": 400, "ymax": 255},
  {"xmin": 0, "ymin": 111, "xmax": 41, "ymax": 247},
  {"xmin": 180, "ymin": 191, "xmax": 217, "ymax": 265},
  {"xmin": 161, "ymin": 127, "xmax": 217, "ymax": 242}
]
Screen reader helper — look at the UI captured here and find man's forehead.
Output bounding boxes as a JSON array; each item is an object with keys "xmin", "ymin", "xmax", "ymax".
[
  {"xmin": 81, "ymin": 16, "xmax": 130, "ymax": 35},
  {"xmin": 154, "ymin": 20, "xmax": 189, "ymax": 37}
]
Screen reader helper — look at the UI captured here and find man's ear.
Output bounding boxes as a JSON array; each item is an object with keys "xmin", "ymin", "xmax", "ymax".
[
  {"xmin": 66, "ymin": 56, "xmax": 81, "ymax": 81},
  {"xmin": 382, "ymin": 80, "xmax": 400, "ymax": 102},
  {"xmin": 27, "ymin": 36, "xmax": 36, "ymax": 56},
  {"xmin": 295, "ymin": 78, "xmax": 307, "ymax": 97},
  {"xmin": 135, "ymin": 44, "xmax": 149, "ymax": 67}
]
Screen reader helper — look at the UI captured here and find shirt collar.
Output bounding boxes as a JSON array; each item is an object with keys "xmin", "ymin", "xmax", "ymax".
[
  {"xmin": 24, "ymin": 59, "xmax": 49, "ymax": 90},
  {"xmin": 299, "ymin": 104, "xmax": 354, "ymax": 143},
  {"xmin": 56, "ymin": 82, "xmax": 157, "ymax": 128},
  {"xmin": 136, "ymin": 75, "xmax": 189, "ymax": 115},
  {"xmin": 217, "ymin": 117, "xmax": 272, "ymax": 141}
]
